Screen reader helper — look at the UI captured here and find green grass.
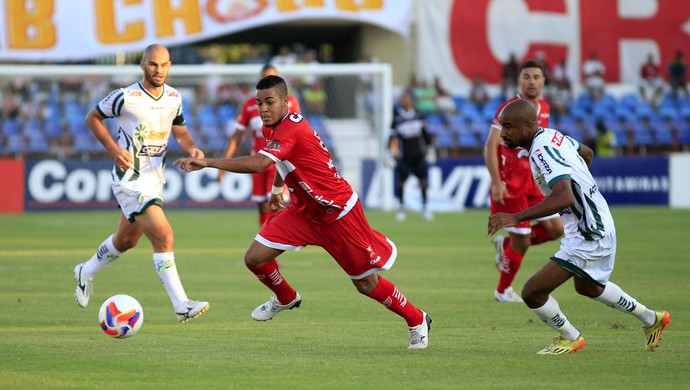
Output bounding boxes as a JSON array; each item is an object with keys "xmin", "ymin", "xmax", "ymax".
[{"xmin": 0, "ymin": 207, "xmax": 688, "ymax": 389}]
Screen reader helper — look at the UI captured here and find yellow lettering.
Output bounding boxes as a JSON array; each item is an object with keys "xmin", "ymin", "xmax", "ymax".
[
  {"xmin": 336, "ymin": 0, "xmax": 382, "ymax": 11},
  {"xmin": 95, "ymin": 0, "xmax": 145, "ymax": 44},
  {"xmin": 6, "ymin": 0, "xmax": 56, "ymax": 49},
  {"xmin": 153, "ymin": 0, "xmax": 202, "ymax": 37}
]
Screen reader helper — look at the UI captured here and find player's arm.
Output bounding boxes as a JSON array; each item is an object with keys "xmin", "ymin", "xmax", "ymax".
[
  {"xmin": 578, "ymin": 143, "xmax": 594, "ymax": 167},
  {"xmin": 483, "ymin": 126, "xmax": 507, "ymax": 204},
  {"xmin": 218, "ymin": 127, "xmax": 245, "ymax": 181},
  {"xmin": 85, "ymin": 108, "xmax": 133, "ymax": 170},
  {"xmin": 171, "ymin": 124, "xmax": 204, "ymax": 158},
  {"xmin": 269, "ymin": 173, "xmax": 287, "ymax": 211},
  {"xmin": 488, "ymin": 179, "xmax": 573, "ymax": 236},
  {"xmin": 174, "ymin": 153, "xmax": 274, "ymax": 174}
]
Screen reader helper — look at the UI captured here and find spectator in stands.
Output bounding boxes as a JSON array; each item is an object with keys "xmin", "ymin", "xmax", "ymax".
[
  {"xmin": 639, "ymin": 54, "xmax": 665, "ymax": 107},
  {"xmin": 302, "ymin": 78, "xmax": 328, "ymax": 117},
  {"xmin": 553, "ymin": 57, "xmax": 571, "ymax": 91},
  {"xmin": 244, "ymin": 46, "xmax": 268, "ymax": 64},
  {"xmin": 593, "ymin": 120, "xmax": 617, "ymax": 157},
  {"xmin": 434, "ymin": 76, "xmax": 458, "ymax": 125},
  {"xmin": 468, "ymin": 75, "xmax": 490, "ymax": 110},
  {"xmin": 501, "ymin": 53, "xmax": 519, "ymax": 99},
  {"xmin": 548, "ymin": 82, "xmax": 571, "ymax": 124},
  {"xmin": 410, "ymin": 76, "xmax": 438, "ymax": 115},
  {"xmin": 535, "ymin": 51, "xmax": 553, "ymax": 86},
  {"xmin": 270, "ymin": 45, "xmax": 297, "ymax": 66},
  {"xmin": 2, "ymin": 91, "xmax": 20, "ymax": 120},
  {"xmin": 582, "ymin": 51, "xmax": 606, "ymax": 101},
  {"xmin": 668, "ymin": 50, "xmax": 688, "ymax": 100}
]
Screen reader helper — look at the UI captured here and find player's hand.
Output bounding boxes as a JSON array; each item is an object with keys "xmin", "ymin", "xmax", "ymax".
[
  {"xmin": 269, "ymin": 193, "xmax": 285, "ymax": 211},
  {"xmin": 425, "ymin": 147, "xmax": 437, "ymax": 165},
  {"xmin": 108, "ymin": 146, "xmax": 134, "ymax": 171},
  {"xmin": 491, "ymin": 181, "xmax": 509, "ymax": 205},
  {"xmin": 384, "ymin": 153, "xmax": 396, "ymax": 168},
  {"xmin": 487, "ymin": 212, "xmax": 518, "ymax": 236},
  {"xmin": 188, "ymin": 147, "xmax": 205, "ymax": 159},
  {"xmin": 174, "ymin": 157, "xmax": 208, "ymax": 172}
]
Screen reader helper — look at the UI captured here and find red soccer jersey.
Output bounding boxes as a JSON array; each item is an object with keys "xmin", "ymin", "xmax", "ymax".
[
  {"xmin": 490, "ymin": 95, "xmax": 550, "ymax": 197},
  {"xmin": 640, "ymin": 63, "xmax": 661, "ymax": 81},
  {"xmin": 259, "ymin": 112, "xmax": 354, "ymax": 224},
  {"xmin": 234, "ymin": 95, "xmax": 301, "ymax": 155}
]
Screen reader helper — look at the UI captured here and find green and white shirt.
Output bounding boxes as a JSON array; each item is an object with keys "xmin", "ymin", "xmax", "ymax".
[
  {"xmin": 529, "ymin": 127, "xmax": 614, "ymax": 241},
  {"xmin": 96, "ymin": 82, "xmax": 185, "ymax": 184}
]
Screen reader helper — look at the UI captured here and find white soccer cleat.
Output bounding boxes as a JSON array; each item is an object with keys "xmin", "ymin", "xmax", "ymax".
[
  {"xmin": 251, "ymin": 293, "xmax": 302, "ymax": 321},
  {"xmin": 494, "ymin": 287, "xmax": 523, "ymax": 302},
  {"xmin": 176, "ymin": 300, "xmax": 209, "ymax": 323},
  {"xmin": 422, "ymin": 209, "xmax": 434, "ymax": 221},
  {"xmin": 491, "ymin": 235, "xmax": 505, "ymax": 272},
  {"xmin": 74, "ymin": 263, "xmax": 93, "ymax": 308},
  {"xmin": 408, "ymin": 311, "xmax": 432, "ymax": 349},
  {"xmin": 396, "ymin": 210, "xmax": 406, "ymax": 222}
]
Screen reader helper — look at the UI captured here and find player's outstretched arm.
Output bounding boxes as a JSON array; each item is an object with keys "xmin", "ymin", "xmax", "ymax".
[{"xmin": 175, "ymin": 154, "xmax": 274, "ymax": 174}]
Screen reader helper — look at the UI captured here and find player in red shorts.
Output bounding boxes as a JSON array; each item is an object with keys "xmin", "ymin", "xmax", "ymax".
[
  {"xmin": 219, "ymin": 64, "xmax": 301, "ymax": 226},
  {"xmin": 175, "ymin": 75, "xmax": 431, "ymax": 349},
  {"xmin": 484, "ymin": 60, "xmax": 564, "ymax": 302}
]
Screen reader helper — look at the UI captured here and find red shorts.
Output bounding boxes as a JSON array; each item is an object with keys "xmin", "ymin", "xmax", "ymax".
[
  {"xmin": 256, "ymin": 200, "xmax": 397, "ymax": 279},
  {"xmin": 491, "ymin": 179, "xmax": 557, "ymax": 234},
  {"xmin": 251, "ymin": 164, "xmax": 276, "ymax": 203}
]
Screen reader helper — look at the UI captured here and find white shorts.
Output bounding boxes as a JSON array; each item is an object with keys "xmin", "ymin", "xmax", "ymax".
[
  {"xmin": 551, "ymin": 231, "xmax": 617, "ymax": 287},
  {"xmin": 113, "ymin": 175, "xmax": 164, "ymax": 221}
]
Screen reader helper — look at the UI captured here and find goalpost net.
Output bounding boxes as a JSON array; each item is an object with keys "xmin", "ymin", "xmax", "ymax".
[{"xmin": 0, "ymin": 63, "xmax": 396, "ymax": 210}]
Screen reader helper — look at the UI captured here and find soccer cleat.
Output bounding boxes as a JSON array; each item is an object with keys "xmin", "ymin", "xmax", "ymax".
[
  {"xmin": 74, "ymin": 263, "xmax": 93, "ymax": 308},
  {"xmin": 408, "ymin": 311, "xmax": 432, "ymax": 349},
  {"xmin": 491, "ymin": 235, "xmax": 505, "ymax": 272},
  {"xmin": 494, "ymin": 287, "xmax": 523, "ymax": 302},
  {"xmin": 396, "ymin": 210, "xmax": 406, "ymax": 222},
  {"xmin": 536, "ymin": 335, "xmax": 585, "ymax": 355},
  {"xmin": 176, "ymin": 300, "xmax": 209, "ymax": 323},
  {"xmin": 422, "ymin": 209, "xmax": 434, "ymax": 221},
  {"xmin": 643, "ymin": 310, "xmax": 671, "ymax": 351},
  {"xmin": 251, "ymin": 293, "xmax": 302, "ymax": 321}
]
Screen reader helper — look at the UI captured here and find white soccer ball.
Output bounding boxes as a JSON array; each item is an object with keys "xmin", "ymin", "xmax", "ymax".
[{"xmin": 98, "ymin": 294, "xmax": 144, "ymax": 339}]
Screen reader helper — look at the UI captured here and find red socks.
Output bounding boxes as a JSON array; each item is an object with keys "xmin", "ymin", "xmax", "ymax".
[
  {"xmin": 247, "ymin": 260, "xmax": 297, "ymax": 304},
  {"xmin": 368, "ymin": 275, "xmax": 424, "ymax": 327},
  {"xmin": 530, "ymin": 224, "xmax": 554, "ymax": 245},
  {"xmin": 496, "ymin": 237, "xmax": 525, "ymax": 293}
]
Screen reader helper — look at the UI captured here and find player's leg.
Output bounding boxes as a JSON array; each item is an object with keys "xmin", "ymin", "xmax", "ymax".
[
  {"xmin": 394, "ymin": 162, "xmax": 410, "ymax": 221},
  {"xmin": 135, "ymin": 205, "xmax": 208, "ymax": 322},
  {"xmin": 492, "ymin": 196, "xmax": 531, "ymax": 301},
  {"xmin": 247, "ymin": 208, "xmax": 307, "ymax": 320},
  {"xmin": 74, "ymin": 213, "xmax": 140, "ymax": 308},
  {"xmin": 522, "ymin": 261, "xmax": 584, "ymax": 354},
  {"xmin": 569, "ymin": 233, "xmax": 670, "ymax": 351},
  {"xmin": 414, "ymin": 157, "xmax": 432, "ymax": 220}
]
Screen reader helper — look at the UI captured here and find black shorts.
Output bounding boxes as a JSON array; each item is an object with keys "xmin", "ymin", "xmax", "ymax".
[{"xmin": 396, "ymin": 155, "xmax": 427, "ymax": 181}]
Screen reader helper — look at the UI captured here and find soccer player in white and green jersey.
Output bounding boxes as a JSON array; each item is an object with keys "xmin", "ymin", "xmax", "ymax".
[
  {"xmin": 73, "ymin": 44, "xmax": 209, "ymax": 323},
  {"xmin": 488, "ymin": 99, "xmax": 670, "ymax": 355}
]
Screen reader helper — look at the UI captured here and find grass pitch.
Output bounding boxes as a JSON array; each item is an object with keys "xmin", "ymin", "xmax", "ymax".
[{"xmin": 0, "ymin": 207, "xmax": 688, "ymax": 389}]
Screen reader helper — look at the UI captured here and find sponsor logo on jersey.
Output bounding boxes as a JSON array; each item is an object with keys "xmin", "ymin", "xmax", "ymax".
[
  {"xmin": 139, "ymin": 144, "xmax": 167, "ymax": 157},
  {"xmin": 147, "ymin": 130, "xmax": 168, "ymax": 140},
  {"xmin": 127, "ymin": 90, "xmax": 142, "ymax": 96},
  {"xmin": 167, "ymin": 91, "xmax": 179, "ymax": 97},
  {"xmin": 551, "ymin": 132, "xmax": 564, "ymax": 146},
  {"xmin": 536, "ymin": 152, "xmax": 552, "ymax": 174}
]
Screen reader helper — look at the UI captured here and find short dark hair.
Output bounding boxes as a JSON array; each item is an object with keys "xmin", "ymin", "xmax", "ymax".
[
  {"xmin": 256, "ymin": 75, "xmax": 288, "ymax": 97},
  {"xmin": 519, "ymin": 59, "xmax": 544, "ymax": 74}
]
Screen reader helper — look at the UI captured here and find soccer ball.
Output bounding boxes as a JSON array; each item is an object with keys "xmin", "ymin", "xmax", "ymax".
[{"xmin": 98, "ymin": 294, "xmax": 144, "ymax": 339}]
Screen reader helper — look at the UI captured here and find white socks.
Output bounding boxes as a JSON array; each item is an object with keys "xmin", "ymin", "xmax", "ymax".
[
  {"xmin": 531, "ymin": 295, "xmax": 581, "ymax": 340},
  {"xmin": 153, "ymin": 252, "xmax": 188, "ymax": 309},
  {"xmin": 593, "ymin": 281, "xmax": 656, "ymax": 327},
  {"xmin": 82, "ymin": 234, "xmax": 122, "ymax": 276}
]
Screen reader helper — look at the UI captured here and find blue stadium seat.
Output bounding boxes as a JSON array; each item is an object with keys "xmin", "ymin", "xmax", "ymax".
[
  {"xmin": 5, "ymin": 134, "xmax": 24, "ymax": 153},
  {"xmin": 2, "ymin": 119, "xmax": 21, "ymax": 137}
]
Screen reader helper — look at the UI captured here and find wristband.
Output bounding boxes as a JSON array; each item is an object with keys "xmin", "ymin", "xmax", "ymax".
[{"xmin": 271, "ymin": 185, "xmax": 284, "ymax": 195}]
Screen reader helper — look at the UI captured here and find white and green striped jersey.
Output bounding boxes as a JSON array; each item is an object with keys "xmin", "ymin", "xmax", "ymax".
[
  {"xmin": 96, "ymin": 82, "xmax": 185, "ymax": 183},
  {"xmin": 529, "ymin": 127, "xmax": 614, "ymax": 241}
]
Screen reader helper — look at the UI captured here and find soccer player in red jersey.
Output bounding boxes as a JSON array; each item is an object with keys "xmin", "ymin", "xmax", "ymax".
[
  {"xmin": 175, "ymin": 75, "xmax": 431, "ymax": 349},
  {"xmin": 219, "ymin": 64, "xmax": 301, "ymax": 226},
  {"xmin": 484, "ymin": 60, "xmax": 564, "ymax": 302}
]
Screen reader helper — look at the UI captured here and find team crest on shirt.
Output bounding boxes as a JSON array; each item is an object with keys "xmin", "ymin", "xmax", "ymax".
[{"xmin": 266, "ymin": 140, "xmax": 281, "ymax": 151}]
